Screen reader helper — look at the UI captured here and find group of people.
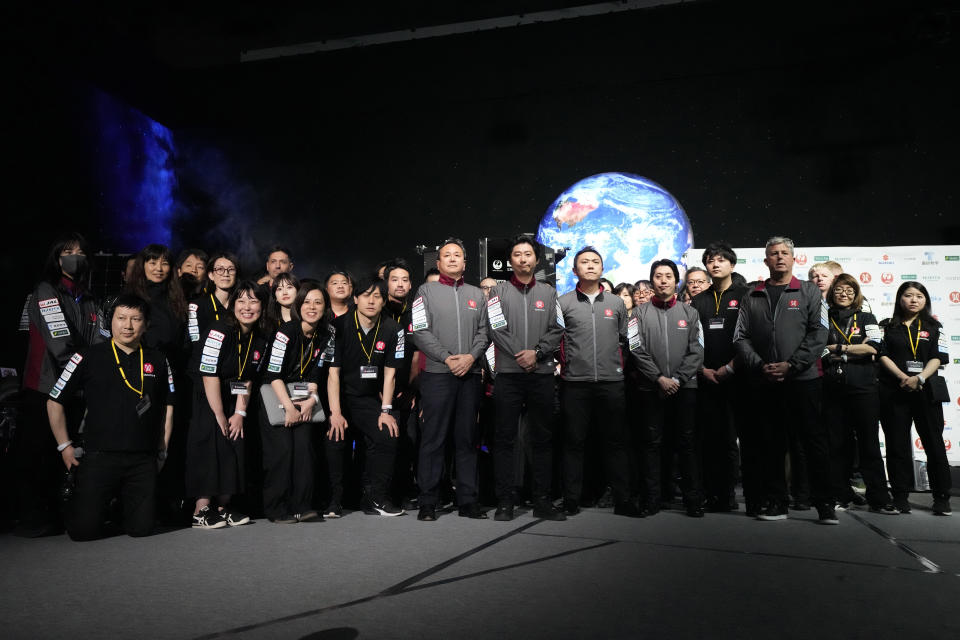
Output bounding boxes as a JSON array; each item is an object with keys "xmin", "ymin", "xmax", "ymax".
[{"xmin": 14, "ymin": 231, "xmax": 952, "ymax": 540}]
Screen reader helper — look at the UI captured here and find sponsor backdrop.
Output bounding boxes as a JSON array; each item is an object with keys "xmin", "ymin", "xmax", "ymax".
[{"xmin": 686, "ymin": 245, "xmax": 960, "ymax": 467}]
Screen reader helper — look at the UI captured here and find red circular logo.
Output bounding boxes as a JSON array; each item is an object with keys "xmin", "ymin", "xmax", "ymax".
[
  {"xmin": 375, "ymin": 341, "xmax": 386, "ymax": 351},
  {"xmin": 795, "ymin": 254, "xmax": 808, "ymax": 265},
  {"xmin": 604, "ymin": 308, "xmax": 613, "ymax": 317},
  {"xmin": 881, "ymin": 273, "xmax": 894, "ymax": 284},
  {"xmin": 915, "ymin": 438, "xmax": 924, "ymax": 450},
  {"xmin": 468, "ymin": 300, "xmax": 477, "ymax": 309},
  {"xmin": 789, "ymin": 299, "xmax": 799, "ymax": 307},
  {"xmin": 950, "ymin": 291, "xmax": 960, "ymax": 304},
  {"xmin": 535, "ymin": 300, "xmax": 544, "ymax": 309},
  {"xmin": 678, "ymin": 319, "xmax": 687, "ymax": 327},
  {"xmin": 314, "ymin": 348, "xmax": 321, "ymax": 357},
  {"xmin": 143, "ymin": 363, "xmax": 154, "ymax": 373},
  {"xmin": 728, "ymin": 300, "xmax": 738, "ymax": 307},
  {"xmin": 859, "ymin": 272, "xmax": 872, "ymax": 284},
  {"xmin": 254, "ymin": 351, "xmax": 261, "ymax": 360},
  {"xmin": 919, "ymin": 330, "xmax": 929, "ymax": 338},
  {"xmin": 850, "ymin": 326, "xmax": 860, "ymax": 334},
  {"xmin": 945, "ymin": 439, "xmax": 952, "ymax": 451},
  {"xmin": 408, "ymin": 323, "xmax": 413, "ymax": 332}
]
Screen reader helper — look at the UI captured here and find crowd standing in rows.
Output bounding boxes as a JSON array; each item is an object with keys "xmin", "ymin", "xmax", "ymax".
[{"xmin": 13, "ymin": 232, "xmax": 952, "ymax": 540}]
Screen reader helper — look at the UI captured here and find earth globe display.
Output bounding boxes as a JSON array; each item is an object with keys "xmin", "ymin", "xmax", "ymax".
[{"xmin": 536, "ymin": 172, "xmax": 693, "ymax": 295}]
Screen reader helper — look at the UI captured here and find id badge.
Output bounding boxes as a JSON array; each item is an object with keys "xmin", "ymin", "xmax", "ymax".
[
  {"xmin": 709, "ymin": 317, "xmax": 725, "ymax": 330},
  {"xmin": 230, "ymin": 381, "xmax": 248, "ymax": 395},
  {"xmin": 906, "ymin": 360, "xmax": 923, "ymax": 373},
  {"xmin": 361, "ymin": 365, "xmax": 378, "ymax": 379},
  {"xmin": 136, "ymin": 394, "xmax": 152, "ymax": 417},
  {"xmin": 291, "ymin": 382, "xmax": 309, "ymax": 397}
]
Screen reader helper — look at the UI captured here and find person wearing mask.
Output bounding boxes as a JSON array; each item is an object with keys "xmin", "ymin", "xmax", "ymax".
[
  {"xmin": 486, "ymin": 235, "xmax": 565, "ymax": 521},
  {"xmin": 186, "ymin": 281, "xmax": 267, "ymax": 529},
  {"xmin": 633, "ymin": 280, "xmax": 654, "ymax": 307},
  {"xmin": 734, "ymin": 236, "xmax": 834, "ymax": 524},
  {"xmin": 689, "ymin": 242, "xmax": 752, "ymax": 514},
  {"xmin": 260, "ymin": 282, "xmax": 328, "ymax": 523},
  {"xmin": 326, "ymin": 277, "xmax": 405, "ymax": 516},
  {"xmin": 48, "ymin": 294, "xmax": 174, "ymax": 540},
  {"xmin": 613, "ymin": 283, "xmax": 636, "ymax": 312},
  {"xmin": 188, "ymin": 252, "xmax": 238, "ymax": 345},
  {"xmin": 411, "ymin": 238, "xmax": 489, "ymax": 521},
  {"xmin": 558, "ymin": 247, "xmax": 641, "ymax": 517},
  {"xmin": 17, "ymin": 232, "xmax": 106, "ymax": 536},
  {"xmin": 326, "ymin": 271, "xmax": 354, "ymax": 318},
  {"xmin": 265, "ymin": 272, "xmax": 301, "ymax": 328},
  {"xmin": 632, "ymin": 259, "xmax": 705, "ymax": 517},
  {"xmin": 257, "ymin": 246, "xmax": 294, "ymax": 288},
  {"xmin": 878, "ymin": 281, "xmax": 951, "ymax": 515},
  {"xmin": 682, "ymin": 267, "xmax": 711, "ymax": 305},
  {"xmin": 821, "ymin": 274, "xmax": 895, "ymax": 514},
  {"xmin": 176, "ymin": 249, "xmax": 209, "ymax": 299}
]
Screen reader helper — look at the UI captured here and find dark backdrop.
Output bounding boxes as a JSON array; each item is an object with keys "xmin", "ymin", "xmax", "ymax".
[{"xmin": 4, "ymin": 1, "xmax": 958, "ymax": 363}]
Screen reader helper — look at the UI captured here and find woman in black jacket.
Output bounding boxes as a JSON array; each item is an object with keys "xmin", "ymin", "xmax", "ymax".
[
  {"xmin": 878, "ymin": 281, "xmax": 951, "ymax": 515},
  {"xmin": 822, "ymin": 274, "xmax": 894, "ymax": 513}
]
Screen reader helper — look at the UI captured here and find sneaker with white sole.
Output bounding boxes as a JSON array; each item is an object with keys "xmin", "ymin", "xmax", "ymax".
[
  {"xmin": 817, "ymin": 504, "xmax": 839, "ymax": 525},
  {"xmin": 362, "ymin": 497, "xmax": 405, "ymax": 517},
  {"xmin": 757, "ymin": 502, "xmax": 788, "ymax": 521},
  {"xmin": 220, "ymin": 509, "xmax": 251, "ymax": 526},
  {"xmin": 192, "ymin": 506, "xmax": 227, "ymax": 529},
  {"xmin": 932, "ymin": 498, "xmax": 952, "ymax": 516}
]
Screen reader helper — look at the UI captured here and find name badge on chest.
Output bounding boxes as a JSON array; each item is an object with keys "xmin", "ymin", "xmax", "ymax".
[
  {"xmin": 230, "ymin": 381, "xmax": 248, "ymax": 395},
  {"xmin": 361, "ymin": 365, "xmax": 379, "ymax": 379},
  {"xmin": 906, "ymin": 360, "xmax": 923, "ymax": 374},
  {"xmin": 136, "ymin": 395, "xmax": 152, "ymax": 417},
  {"xmin": 291, "ymin": 382, "xmax": 309, "ymax": 397},
  {"xmin": 709, "ymin": 317, "xmax": 725, "ymax": 330}
]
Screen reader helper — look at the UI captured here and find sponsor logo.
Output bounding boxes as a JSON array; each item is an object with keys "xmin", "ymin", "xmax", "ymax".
[
  {"xmin": 143, "ymin": 363, "xmax": 154, "ymax": 373},
  {"xmin": 314, "ymin": 348, "xmax": 321, "ymax": 357},
  {"xmin": 38, "ymin": 298, "xmax": 58, "ymax": 308},
  {"xmin": 468, "ymin": 299, "xmax": 477, "ymax": 309},
  {"xmin": 945, "ymin": 256, "xmax": 960, "ymax": 261},
  {"xmin": 254, "ymin": 350, "xmax": 261, "ymax": 360},
  {"xmin": 878, "ymin": 254, "xmax": 894, "ymax": 265},
  {"xmin": 919, "ymin": 330, "xmax": 929, "ymax": 338},
  {"xmin": 275, "ymin": 332, "xmax": 289, "ymax": 344},
  {"xmin": 728, "ymin": 299, "xmax": 738, "ymax": 307},
  {"xmin": 949, "ymin": 291, "xmax": 960, "ymax": 304},
  {"xmin": 535, "ymin": 300, "xmax": 544, "ymax": 309},
  {"xmin": 925, "ymin": 275, "xmax": 941, "ymax": 282},
  {"xmin": 678, "ymin": 319, "xmax": 687, "ymax": 328},
  {"xmin": 492, "ymin": 259, "xmax": 503, "ymax": 270},
  {"xmin": 901, "ymin": 274, "xmax": 917, "ymax": 280},
  {"xmin": 850, "ymin": 326, "xmax": 860, "ymax": 334},
  {"xmin": 789, "ymin": 299, "xmax": 799, "ymax": 308},
  {"xmin": 604, "ymin": 308, "xmax": 613, "ymax": 317},
  {"xmin": 814, "ymin": 255, "xmax": 830, "ymax": 261},
  {"xmin": 859, "ymin": 272, "xmax": 872, "ymax": 284},
  {"xmin": 881, "ymin": 273, "xmax": 894, "ymax": 284},
  {"xmin": 946, "ymin": 440, "xmax": 953, "ymax": 451},
  {"xmin": 375, "ymin": 341, "xmax": 386, "ymax": 351},
  {"xmin": 208, "ymin": 330, "xmax": 225, "ymax": 342},
  {"xmin": 737, "ymin": 259, "xmax": 747, "ymax": 264},
  {"xmin": 794, "ymin": 253, "xmax": 808, "ymax": 266},
  {"xmin": 408, "ymin": 323, "xmax": 413, "ymax": 332}
]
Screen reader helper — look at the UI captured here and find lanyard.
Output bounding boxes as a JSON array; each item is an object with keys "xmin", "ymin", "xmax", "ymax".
[
  {"xmin": 209, "ymin": 294, "xmax": 220, "ymax": 322},
  {"xmin": 298, "ymin": 335, "xmax": 316, "ymax": 378},
  {"xmin": 237, "ymin": 331, "xmax": 253, "ymax": 379},
  {"xmin": 354, "ymin": 311, "xmax": 381, "ymax": 363},
  {"xmin": 712, "ymin": 289, "xmax": 725, "ymax": 315},
  {"xmin": 906, "ymin": 319, "xmax": 921, "ymax": 359},
  {"xmin": 830, "ymin": 313, "xmax": 858, "ymax": 344},
  {"xmin": 110, "ymin": 340, "xmax": 143, "ymax": 397}
]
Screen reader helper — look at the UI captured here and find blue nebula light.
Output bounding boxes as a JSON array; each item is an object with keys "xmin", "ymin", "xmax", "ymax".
[{"xmin": 92, "ymin": 89, "xmax": 176, "ymax": 251}]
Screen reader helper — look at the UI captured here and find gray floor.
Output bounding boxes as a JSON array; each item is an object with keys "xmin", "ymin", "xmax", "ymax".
[{"xmin": 3, "ymin": 497, "xmax": 960, "ymax": 640}]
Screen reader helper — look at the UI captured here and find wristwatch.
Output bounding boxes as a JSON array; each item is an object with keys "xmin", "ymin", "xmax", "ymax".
[
  {"xmin": 534, "ymin": 346, "xmax": 544, "ymax": 362},
  {"xmin": 157, "ymin": 449, "xmax": 168, "ymax": 462}
]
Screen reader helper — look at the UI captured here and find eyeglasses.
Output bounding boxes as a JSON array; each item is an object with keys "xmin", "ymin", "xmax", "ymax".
[
  {"xmin": 833, "ymin": 287, "xmax": 855, "ymax": 296},
  {"xmin": 213, "ymin": 267, "xmax": 237, "ymax": 275},
  {"xmin": 481, "ymin": 285, "xmax": 494, "ymax": 291},
  {"xmin": 687, "ymin": 279, "xmax": 709, "ymax": 286}
]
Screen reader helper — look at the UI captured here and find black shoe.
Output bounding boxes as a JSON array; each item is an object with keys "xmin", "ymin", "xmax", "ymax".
[
  {"xmin": 641, "ymin": 503, "xmax": 660, "ymax": 517},
  {"xmin": 614, "ymin": 500, "xmax": 644, "ymax": 518},
  {"xmin": 324, "ymin": 503, "xmax": 343, "ymax": 519},
  {"xmin": 596, "ymin": 487, "xmax": 615, "ymax": 509},
  {"xmin": 834, "ymin": 502, "xmax": 850, "ymax": 511},
  {"xmin": 269, "ymin": 514, "xmax": 298, "ymax": 524},
  {"xmin": 417, "ymin": 504, "xmax": 437, "ymax": 521},
  {"xmin": 817, "ymin": 504, "xmax": 839, "ymax": 525},
  {"xmin": 704, "ymin": 496, "xmax": 733, "ymax": 513},
  {"xmin": 532, "ymin": 500, "xmax": 567, "ymax": 521},
  {"xmin": 790, "ymin": 500, "xmax": 811, "ymax": 511},
  {"xmin": 494, "ymin": 503, "xmax": 515, "ymax": 521},
  {"xmin": 192, "ymin": 506, "xmax": 227, "ymax": 529},
  {"xmin": 363, "ymin": 497, "xmax": 405, "ymax": 517},
  {"xmin": 295, "ymin": 510, "xmax": 322, "ymax": 523},
  {"xmin": 869, "ymin": 503, "xmax": 898, "ymax": 515},
  {"xmin": 402, "ymin": 496, "xmax": 419, "ymax": 511},
  {"xmin": 850, "ymin": 493, "xmax": 868, "ymax": 507},
  {"xmin": 220, "ymin": 508, "xmax": 251, "ymax": 526},
  {"xmin": 562, "ymin": 499, "xmax": 581, "ymax": 516},
  {"xmin": 893, "ymin": 497, "xmax": 911, "ymax": 514},
  {"xmin": 686, "ymin": 504, "xmax": 705, "ymax": 518},
  {"xmin": 932, "ymin": 497, "xmax": 952, "ymax": 516},
  {"xmin": 458, "ymin": 503, "xmax": 488, "ymax": 519},
  {"xmin": 757, "ymin": 503, "xmax": 788, "ymax": 521},
  {"xmin": 744, "ymin": 501, "xmax": 762, "ymax": 518}
]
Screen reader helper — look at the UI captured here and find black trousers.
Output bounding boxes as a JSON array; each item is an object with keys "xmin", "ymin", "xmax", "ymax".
[
  {"xmin": 417, "ymin": 371, "xmax": 481, "ymax": 507},
  {"xmin": 259, "ymin": 402, "xmax": 314, "ymax": 518},
  {"xmin": 696, "ymin": 381, "xmax": 740, "ymax": 504},
  {"xmin": 879, "ymin": 384, "xmax": 952, "ymax": 499},
  {"xmin": 185, "ymin": 387, "xmax": 244, "ymax": 498},
  {"xmin": 493, "ymin": 373, "xmax": 555, "ymax": 503},
  {"xmin": 733, "ymin": 384, "xmax": 763, "ymax": 509},
  {"xmin": 562, "ymin": 380, "xmax": 629, "ymax": 504},
  {"xmin": 341, "ymin": 395, "xmax": 399, "ymax": 502},
  {"xmin": 749, "ymin": 378, "xmax": 830, "ymax": 507},
  {"xmin": 823, "ymin": 383, "xmax": 890, "ymax": 506},
  {"xmin": 66, "ymin": 451, "xmax": 156, "ymax": 541},
  {"xmin": 639, "ymin": 387, "xmax": 700, "ymax": 507}
]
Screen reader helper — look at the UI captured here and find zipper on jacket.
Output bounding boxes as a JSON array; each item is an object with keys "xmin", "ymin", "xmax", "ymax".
[
  {"xmin": 662, "ymin": 307, "xmax": 671, "ymax": 377},
  {"xmin": 454, "ymin": 285, "xmax": 462, "ymax": 353},
  {"xmin": 591, "ymin": 300, "xmax": 598, "ymax": 382},
  {"xmin": 523, "ymin": 288, "xmax": 529, "ymax": 351}
]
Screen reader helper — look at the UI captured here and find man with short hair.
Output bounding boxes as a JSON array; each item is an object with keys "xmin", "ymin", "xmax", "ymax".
[
  {"xmin": 257, "ymin": 246, "xmax": 294, "ymax": 287},
  {"xmin": 327, "ymin": 277, "xmax": 405, "ymax": 516},
  {"xmin": 412, "ymin": 239, "xmax": 490, "ymax": 520},
  {"xmin": 734, "ymin": 236, "xmax": 833, "ymax": 524},
  {"xmin": 558, "ymin": 247, "xmax": 641, "ymax": 517},
  {"xmin": 479, "ymin": 277, "xmax": 498, "ymax": 300},
  {"xmin": 487, "ymin": 235, "xmax": 565, "ymax": 521},
  {"xmin": 48, "ymin": 294, "xmax": 175, "ymax": 540}
]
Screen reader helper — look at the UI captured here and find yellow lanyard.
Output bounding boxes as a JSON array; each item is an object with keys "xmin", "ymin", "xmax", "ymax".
[
  {"xmin": 354, "ymin": 311, "xmax": 381, "ymax": 363},
  {"xmin": 830, "ymin": 313, "xmax": 858, "ymax": 344},
  {"xmin": 209, "ymin": 294, "xmax": 220, "ymax": 322},
  {"xmin": 906, "ymin": 319, "xmax": 921, "ymax": 359},
  {"xmin": 712, "ymin": 289, "xmax": 725, "ymax": 315},
  {"xmin": 237, "ymin": 331, "xmax": 253, "ymax": 379},
  {"xmin": 298, "ymin": 336, "xmax": 316, "ymax": 378},
  {"xmin": 111, "ymin": 340, "xmax": 143, "ymax": 397}
]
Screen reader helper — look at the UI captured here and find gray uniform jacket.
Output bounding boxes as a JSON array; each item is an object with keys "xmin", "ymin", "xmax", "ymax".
[
  {"xmin": 412, "ymin": 279, "xmax": 489, "ymax": 375},
  {"xmin": 630, "ymin": 297, "xmax": 704, "ymax": 389},
  {"xmin": 733, "ymin": 276, "xmax": 828, "ymax": 382},
  {"xmin": 487, "ymin": 278, "xmax": 563, "ymax": 375},
  {"xmin": 558, "ymin": 287, "xmax": 634, "ymax": 382}
]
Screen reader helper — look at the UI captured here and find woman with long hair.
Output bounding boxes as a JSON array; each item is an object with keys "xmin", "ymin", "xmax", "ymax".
[
  {"xmin": 265, "ymin": 272, "xmax": 301, "ymax": 328},
  {"xmin": 878, "ymin": 281, "xmax": 952, "ymax": 515},
  {"xmin": 124, "ymin": 244, "xmax": 188, "ymax": 369}
]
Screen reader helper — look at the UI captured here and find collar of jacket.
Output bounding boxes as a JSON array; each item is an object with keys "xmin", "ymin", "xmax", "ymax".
[
  {"xmin": 510, "ymin": 274, "xmax": 535, "ymax": 291},
  {"xmin": 438, "ymin": 274, "xmax": 464, "ymax": 288},
  {"xmin": 753, "ymin": 276, "xmax": 802, "ymax": 293},
  {"xmin": 575, "ymin": 283, "xmax": 603, "ymax": 301},
  {"xmin": 651, "ymin": 294, "xmax": 678, "ymax": 310},
  {"xmin": 59, "ymin": 275, "xmax": 82, "ymax": 298}
]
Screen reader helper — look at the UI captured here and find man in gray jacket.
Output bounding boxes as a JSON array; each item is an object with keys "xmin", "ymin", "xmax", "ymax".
[
  {"xmin": 734, "ymin": 236, "xmax": 834, "ymax": 524},
  {"xmin": 411, "ymin": 238, "xmax": 489, "ymax": 521},
  {"xmin": 632, "ymin": 259, "xmax": 705, "ymax": 517},
  {"xmin": 557, "ymin": 247, "xmax": 641, "ymax": 517},
  {"xmin": 487, "ymin": 235, "xmax": 565, "ymax": 521}
]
